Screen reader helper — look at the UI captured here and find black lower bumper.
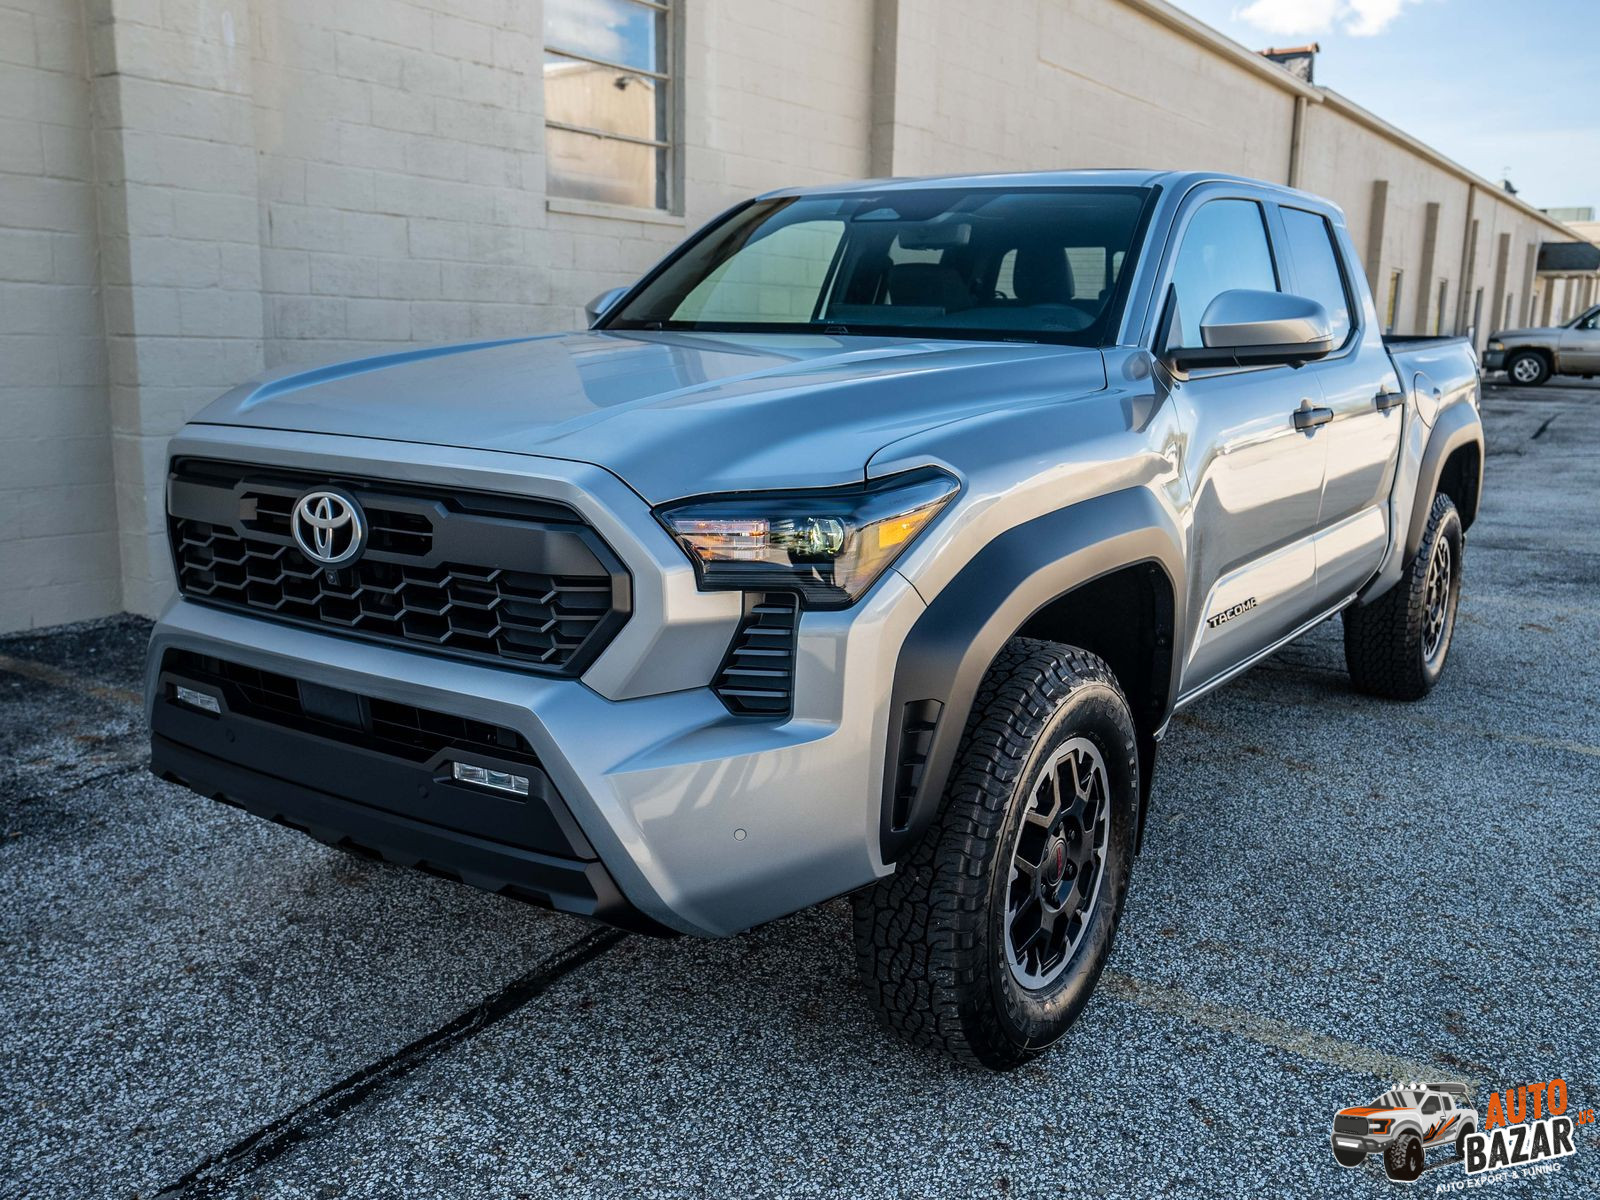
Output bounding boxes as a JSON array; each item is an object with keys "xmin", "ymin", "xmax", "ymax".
[{"xmin": 150, "ymin": 654, "xmax": 671, "ymax": 936}]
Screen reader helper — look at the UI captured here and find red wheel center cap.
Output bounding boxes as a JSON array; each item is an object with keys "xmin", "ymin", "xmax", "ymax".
[{"xmin": 1044, "ymin": 840, "xmax": 1067, "ymax": 887}]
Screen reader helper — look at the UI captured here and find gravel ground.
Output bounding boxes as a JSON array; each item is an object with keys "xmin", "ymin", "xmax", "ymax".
[{"xmin": 2, "ymin": 380, "xmax": 1597, "ymax": 1199}]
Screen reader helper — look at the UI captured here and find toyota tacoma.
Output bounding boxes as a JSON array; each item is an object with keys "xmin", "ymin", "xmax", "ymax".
[{"xmin": 146, "ymin": 170, "xmax": 1485, "ymax": 1068}]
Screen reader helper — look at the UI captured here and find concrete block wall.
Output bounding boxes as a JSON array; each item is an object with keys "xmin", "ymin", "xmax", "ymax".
[
  {"xmin": 250, "ymin": 0, "xmax": 874, "ymax": 368},
  {"xmin": 882, "ymin": 0, "xmax": 1298, "ymax": 181},
  {"xmin": 0, "ymin": 0, "xmax": 1585, "ymax": 630},
  {"xmin": 0, "ymin": 0, "xmax": 120, "ymax": 630},
  {"xmin": 252, "ymin": 0, "xmax": 556, "ymax": 364},
  {"xmin": 83, "ymin": 0, "xmax": 267, "ymax": 618}
]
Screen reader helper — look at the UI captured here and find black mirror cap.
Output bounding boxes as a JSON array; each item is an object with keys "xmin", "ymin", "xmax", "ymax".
[
  {"xmin": 1166, "ymin": 336, "xmax": 1336, "ymax": 371},
  {"xmin": 585, "ymin": 285, "xmax": 631, "ymax": 328}
]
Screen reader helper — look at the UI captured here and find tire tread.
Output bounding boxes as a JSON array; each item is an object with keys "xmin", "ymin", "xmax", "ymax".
[
  {"xmin": 1343, "ymin": 493, "xmax": 1460, "ymax": 700},
  {"xmin": 851, "ymin": 638, "xmax": 1133, "ymax": 1068}
]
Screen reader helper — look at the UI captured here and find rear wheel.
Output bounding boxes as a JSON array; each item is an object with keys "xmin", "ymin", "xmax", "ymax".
[
  {"xmin": 1506, "ymin": 350, "xmax": 1550, "ymax": 385},
  {"xmin": 1343, "ymin": 493, "xmax": 1463, "ymax": 700},
  {"xmin": 852, "ymin": 639, "xmax": 1138, "ymax": 1069},
  {"xmin": 1455, "ymin": 1124, "xmax": 1476, "ymax": 1161}
]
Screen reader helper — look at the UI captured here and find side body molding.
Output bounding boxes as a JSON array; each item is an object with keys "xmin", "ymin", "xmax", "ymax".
[{"xmin": 880, "ymin": 487, "xmax": 1186, "ymax": 863}]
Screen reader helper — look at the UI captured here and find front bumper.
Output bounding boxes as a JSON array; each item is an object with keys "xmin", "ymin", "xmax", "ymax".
[
  {"xmin": 146, "ymin": 429, "xmax": 930, "ymax": 938},
  {"xmin": 1481, "ymin": 349, "xmax": 1506, "ymax": 371},
  {"xmin": 150, "ymin": 712, "xmax": 669, "ymax": 935},
  {"xmin": 1331, "ymin": 1132, "xmax": 1386, "ymax": 1155}
]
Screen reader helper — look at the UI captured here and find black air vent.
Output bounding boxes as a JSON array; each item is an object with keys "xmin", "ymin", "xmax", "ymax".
[
  {"xmin": 712, "ymin": 593, "xmax": 799, "ymax": 717},
  {"xmin": 162, "ymin": 649, "xmax": 537, "ymax": 766},
  {"xmin": 890, "ymin": 699, "xmax": 943, "ymax": 831}
]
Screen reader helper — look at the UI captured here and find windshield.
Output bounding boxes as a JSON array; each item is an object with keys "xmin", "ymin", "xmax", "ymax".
[{"xmin": 604, "ymin": 186, "xmax": 1153, "ymax": 345}]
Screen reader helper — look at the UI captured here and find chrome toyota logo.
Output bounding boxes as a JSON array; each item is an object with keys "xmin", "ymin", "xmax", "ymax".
[{"xmin": 291, "ymin": 489, "xmax": 366, "ymax": 568}]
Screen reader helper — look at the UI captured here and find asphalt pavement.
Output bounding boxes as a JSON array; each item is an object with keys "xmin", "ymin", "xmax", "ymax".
[{"xmin": 2, "ymin": 380, "xmax": 1598, "ymax": 1199}]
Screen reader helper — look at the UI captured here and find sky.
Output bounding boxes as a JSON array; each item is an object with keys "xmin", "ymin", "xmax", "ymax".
[{"xmin": 1168, "ymin": 0, "xmax": 1599, "ymax": 214}]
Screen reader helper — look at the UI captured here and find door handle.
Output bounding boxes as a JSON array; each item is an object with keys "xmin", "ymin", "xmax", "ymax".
[
  {"xmin": 1293, "ymin": 404, "xmax": 1334, "ymax": 431},
  {"xmin": 1374, "ymin": 388, "xmax": 1405, "ymax": 411}
]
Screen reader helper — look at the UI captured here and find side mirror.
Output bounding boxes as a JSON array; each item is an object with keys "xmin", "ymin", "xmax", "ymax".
[
  {"xmin": 585, "ymin": 285, "xmax": 630, "ymax": 327},
  {"xmin": 1168, "ymin": 289, "xmax": 1335, "ymax": 370}
]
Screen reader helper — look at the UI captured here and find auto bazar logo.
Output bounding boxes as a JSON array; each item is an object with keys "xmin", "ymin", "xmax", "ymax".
[{"xmin": 1328, "ymin": 1077, "xmax": 1591, "ymax": 1185}]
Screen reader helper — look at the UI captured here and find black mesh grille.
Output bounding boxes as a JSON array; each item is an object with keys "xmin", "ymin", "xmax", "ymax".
[
  {"xmin": 167, "ymin": 459, "xmax": 629, "ymax": 675},
  {"xmin": 1334, "ymin": 1116, "xmax": 1370, "ymax": 1137},
  {"xmin": 162, "ymin": 649, "xmax": 536, "ymax": 766},
  {"xmin": 712, "ymin": 593, "xmax": 799, "ymax": 717}
]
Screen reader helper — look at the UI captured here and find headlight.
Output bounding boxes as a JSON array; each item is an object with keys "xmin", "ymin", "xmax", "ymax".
[
  {"xmin": 656, "ymin": 468, "xmax": 959, "ymax": 608},
  {"xmin": 1487, "ymin": 340, "xmax": 1504, "ymax": 351},
  {"xmin": 1369, "ymin": 1119, "xmax": 1393, "ymax": 1135}
]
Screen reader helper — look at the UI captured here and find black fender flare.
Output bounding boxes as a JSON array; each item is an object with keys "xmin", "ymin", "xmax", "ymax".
[
  {"xmin": 1404, "ymin": 399, "xmax": 1483, "ymax": 563},
  {"xmin": 879, "ymin": 487, "xmax": 1185, "ymax": 863}
]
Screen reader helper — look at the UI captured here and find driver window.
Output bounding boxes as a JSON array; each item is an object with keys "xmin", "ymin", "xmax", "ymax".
[
  {"xmin": 1169, "ymin": 199, "xmax": 1279, "ymax": 349},
  {"xmin": 1422, "ymin": 1097, "xmax": 1441, "ymax": 1114}
]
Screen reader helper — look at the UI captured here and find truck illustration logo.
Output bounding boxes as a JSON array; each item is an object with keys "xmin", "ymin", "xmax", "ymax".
[{"xmin": 1330, "ymin": 1080, "xmax": 1478, "ymax": 1184}]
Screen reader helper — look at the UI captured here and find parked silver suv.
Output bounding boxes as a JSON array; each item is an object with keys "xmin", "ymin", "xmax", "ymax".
[{"xmin": 146, "ymin": 171, "xmax": 1484, "ymax": 1067}]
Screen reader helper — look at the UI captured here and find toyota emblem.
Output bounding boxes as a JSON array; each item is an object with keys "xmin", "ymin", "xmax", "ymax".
[{"xmin": 291, "ymin": 489, "xmax": 366, "ymax": 568}]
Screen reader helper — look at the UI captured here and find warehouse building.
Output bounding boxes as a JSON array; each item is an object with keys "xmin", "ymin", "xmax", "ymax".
[{"xmin": 0, "ymin": 0, "xmax": 1592, "ymax": 630}]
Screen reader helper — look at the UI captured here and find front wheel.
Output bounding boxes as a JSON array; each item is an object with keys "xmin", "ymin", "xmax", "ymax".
[
  {"xmin": 1385, "ymin": 1132, "xmax": 1425, "ymax": 1182},
  {"xmin": 1331, "ymin": 1138, "xmax": 1367, "ymax": 1168},
  {"xmin": 852, "ymin": 639, "xmax": 1139, "ymax": 1069},
  {"xmin": 1505, "ymin": 350, "xmax": 1550, "ymax": 386},
  {"xmin": 1343, "ymin": 493, "xmax": 1463, "ymax": 700}
]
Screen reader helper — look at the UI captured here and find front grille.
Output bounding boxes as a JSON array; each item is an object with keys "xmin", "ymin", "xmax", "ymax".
[
  {"xmin": 1334, "ymin": 1116, "xmax": 1370, "ymax": 1137},
  {"xmin": 162, "ymin": 649, "xmax": 537, "ymax": 767},
  {"xmin": 712, "ymin": 593, "xmax": 799, "ymax": 717},
  {"xmin": 167, "ymin": 459, "xmax": 630, "ymax": 675}
]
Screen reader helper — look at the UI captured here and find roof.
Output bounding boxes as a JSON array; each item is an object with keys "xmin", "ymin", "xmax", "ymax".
[
  {"xmin": 1538, "ymin": 241, "xmax": 1600, "ymax": 272},
  {"xmin": 761, "ymin": 169, "xmax": 1169, "ymax": 198},
  {"xmin": 762, "ymin": 168, "xmax": 1337, "ymax": 202}
]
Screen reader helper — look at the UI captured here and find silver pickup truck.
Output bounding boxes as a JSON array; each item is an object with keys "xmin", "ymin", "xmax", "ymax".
[{"xmin": 146, "ymin": 170, "xmax": 1483, "ymax": 1068}]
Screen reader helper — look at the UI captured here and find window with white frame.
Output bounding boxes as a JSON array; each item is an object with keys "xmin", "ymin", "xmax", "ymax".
[{"xmin": 544, "ymin": 0, "xmax": 673, "ymax": 210}]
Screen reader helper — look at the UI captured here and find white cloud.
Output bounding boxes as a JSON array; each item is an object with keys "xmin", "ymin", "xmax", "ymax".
[
  {"xmin": 1233, "ymin": 0, "xmax": 1341, "ymax": 36},
  {"xmin": 1232, "ymin": 0, "xmax": 1423, "ymax": 38},
  {"xmin": 1343, "ymin": 0, "xmax": 1413, "ymax": 36}
]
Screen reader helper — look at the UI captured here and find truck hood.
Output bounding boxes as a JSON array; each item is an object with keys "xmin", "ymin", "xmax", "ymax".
[
  {"xmin": 1490, "ymin": 326, "xmax": 1559, "ymax": 342},
  {"xmin": 194, "ymin": 331, "xmax": 1107, "ymax": 502}
]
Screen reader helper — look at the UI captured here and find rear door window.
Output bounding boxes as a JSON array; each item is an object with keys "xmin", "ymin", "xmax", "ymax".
[{"xmin": 1280, "ymin": 206, "xmax": 1354, "ymax": 348}]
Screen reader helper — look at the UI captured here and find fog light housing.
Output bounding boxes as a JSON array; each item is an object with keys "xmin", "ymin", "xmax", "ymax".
[
  {"xmin": 173, "ymin": 685, "xmax": 220, "ymax": 714},
  {"xmin": 451, "ymin": 762, "xmax": 529, "ymax": 797}
]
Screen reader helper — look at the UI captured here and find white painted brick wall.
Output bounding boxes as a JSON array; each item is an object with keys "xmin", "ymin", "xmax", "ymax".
[
  {"xmin": 0, "ymin": 0, "xmax": 120, "ymax": 630},
  {"xmin": 0, "ymin": 0, "xmax": 1581, "ymax": 630}
]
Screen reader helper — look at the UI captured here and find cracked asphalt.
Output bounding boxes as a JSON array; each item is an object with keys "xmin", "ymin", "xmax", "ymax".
[{"xmin": 2, "ymin": 381, "xmax": 1598, "ymax": 1199}]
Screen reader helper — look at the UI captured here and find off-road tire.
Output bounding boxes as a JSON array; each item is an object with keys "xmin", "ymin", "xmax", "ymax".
[
  {"xmin": 1455, "ymin": 1124, "xmax": 1476, "ymax": 1162},
  {"xmin": 1331, "ymin": 1138, "xmax": 1367, "ymax": 1168},
  {"xmin": 851, "ymin": 638, "xmax": 1138, "ymax": 1070},
  {"xmin": 1343, "ymin": 493, "xmax": 1463, "ymax": 700},
  {"xmin": 1384, "ymin": 1132, "xmax": 1425, "ymax": 1182},
  {"xmin": 1505, "ymin": 350, "xmax": 1550, "ymax": 386}
]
